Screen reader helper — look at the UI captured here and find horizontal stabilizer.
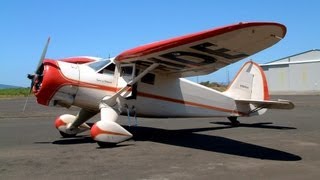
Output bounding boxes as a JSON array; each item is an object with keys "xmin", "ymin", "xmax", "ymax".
[{"xmin": 235, "ymin": 99, "xmax": 294, "ymax": 110}]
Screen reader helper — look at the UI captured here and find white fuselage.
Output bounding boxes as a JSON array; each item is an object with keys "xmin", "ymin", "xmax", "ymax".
[{"xmin": 49, "ymin": 61, "xmax": 243, "ymax": 118}]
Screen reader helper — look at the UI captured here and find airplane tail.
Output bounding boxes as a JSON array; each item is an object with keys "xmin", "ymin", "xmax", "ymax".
[
  {"xmin": 224, "ymin": 61, "xmax": 269, "ymax": 101},
  {"xmin": 223, "ymin": 61, "xmax": 294, "ymax": 116}
]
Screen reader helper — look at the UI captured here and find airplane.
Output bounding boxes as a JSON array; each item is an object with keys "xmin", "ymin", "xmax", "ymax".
[{"xmin": 27, "ymin": 22, "xmax": 294, "ymax": 147}]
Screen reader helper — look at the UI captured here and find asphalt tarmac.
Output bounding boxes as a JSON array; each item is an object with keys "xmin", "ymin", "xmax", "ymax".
[{"xmin": 0, "ymin": 95, "xmax": 320, "ymax": 179}]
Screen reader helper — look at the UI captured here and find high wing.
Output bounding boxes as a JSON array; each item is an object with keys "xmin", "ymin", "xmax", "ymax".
[{"xmin": 115, "ymin": 22, "xmax": 286, "ymax": 77}]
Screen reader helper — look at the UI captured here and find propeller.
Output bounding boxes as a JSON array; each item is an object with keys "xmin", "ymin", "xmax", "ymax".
[
  {"xmin": 27, "ymin": 37, "xmax": 50, "ymax": 93},
  {"xmin": 23, "ymin": 37, "xmax": 50, "ymax": 112}
]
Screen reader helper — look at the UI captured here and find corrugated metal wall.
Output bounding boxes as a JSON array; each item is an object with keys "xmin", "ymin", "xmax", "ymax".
[
  {"xmin": 263, "ymin": 64, "xmax": 289, "ymax": 93},
  {"xmin": 261, "ymin": 50, "xmax": 320, "ymax": 95}
]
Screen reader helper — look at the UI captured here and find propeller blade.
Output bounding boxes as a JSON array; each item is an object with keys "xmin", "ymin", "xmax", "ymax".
[
  {"xmin": 25, "ymin": 37, "xmax": 51, "ymax": 112},
  {"xmin": 35, "ymin": 37, "xmax": 50, "ymax": 74},
  {"xmin": 27, "ymin": 74, "xmax": 35, "ymax": 94},
  {"xmin": 29, "ymin": 80, "xmax": 34, "ymax": 94}
]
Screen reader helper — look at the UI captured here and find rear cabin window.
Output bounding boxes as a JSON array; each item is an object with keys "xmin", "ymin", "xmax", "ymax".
[
  {"xmin": 141, "ymin": 73, "xmax": 155, "ymax": 85},
  {"xmin": 120, "ymin": 66, "xmax": 133, "ymax": 76}
]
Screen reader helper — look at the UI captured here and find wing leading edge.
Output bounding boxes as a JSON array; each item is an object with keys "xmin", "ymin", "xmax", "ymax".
[{"xmin": 115, "ymin": 22, "xmax": 286, "ymax": 77}]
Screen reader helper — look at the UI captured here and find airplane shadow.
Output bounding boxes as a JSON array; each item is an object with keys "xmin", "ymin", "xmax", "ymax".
[
  {"xmin": 210, "ymin": 121, "xmax": 297, "ymax": 130},
  {"xmin": 49, "ymin": 137, "xmax": 131, "ymax": 148},
  {"xmin": 52, "ymin": 136, "xmax": 95, "ymax": 145},
  {"xmin": 49, "ymin": 122, "xmax": 301, "ymax": 161}
]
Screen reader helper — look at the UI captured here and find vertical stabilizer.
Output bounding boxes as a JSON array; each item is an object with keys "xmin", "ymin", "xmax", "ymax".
[{"xmin": 223, "ymin": 61, "xmax": 270, "ymax": 100}]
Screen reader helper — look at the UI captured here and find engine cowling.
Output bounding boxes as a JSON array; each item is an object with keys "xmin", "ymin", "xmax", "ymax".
[{"xmin": 34, "ymin": 60, "xmax": 79, "ymax": 107}]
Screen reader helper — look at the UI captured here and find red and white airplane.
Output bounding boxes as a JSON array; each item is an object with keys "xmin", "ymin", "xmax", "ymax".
[{"xmin": 28, "ymin": 22, "xmax": 294, "ymax": 147}]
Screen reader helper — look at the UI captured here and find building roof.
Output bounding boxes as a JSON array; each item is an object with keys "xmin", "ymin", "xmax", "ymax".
[{"xmin": 260, "ymin": 49, "xmax": 320, "ymax": 67}]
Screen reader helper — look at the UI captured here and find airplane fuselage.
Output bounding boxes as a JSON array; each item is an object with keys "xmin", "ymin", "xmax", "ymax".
[
  {"xmin": 76, "ymin": 75, "xmax": 242, "ymax": 118},
  {"xmin": 37, "ymin": 59, "xmax": 245, "ymax": 118}
]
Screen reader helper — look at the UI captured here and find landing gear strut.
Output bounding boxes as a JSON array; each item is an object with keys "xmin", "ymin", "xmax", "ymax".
[{"xmin": 228, "ymin": 116, "xmax": 240, "ymax": 127}]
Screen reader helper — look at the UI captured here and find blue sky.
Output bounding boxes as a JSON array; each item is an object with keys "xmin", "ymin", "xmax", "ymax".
[{"xmin": 1, "ymin": 0, "xmax": 320, "ymax": 87}]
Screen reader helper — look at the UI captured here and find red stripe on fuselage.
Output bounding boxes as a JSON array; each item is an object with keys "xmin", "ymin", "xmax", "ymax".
[
  {"xmin": 74, "ymin": 85, "xmax": 247, "ymax": 116},
  {"xmin": 75, "ymin": 86, "xmax": 247, "ymax": 116},
  {"xmin": 136, "ymin": 91, "xmax": 247, "ymax": 116}
]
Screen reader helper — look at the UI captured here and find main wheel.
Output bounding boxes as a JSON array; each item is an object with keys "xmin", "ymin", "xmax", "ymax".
[
  {"xmin": 96, "ymin": 141, "xmax": 117, "ymax": 148},
  {"xmin": 59, "ymin": 131, "xmax": 77, "ymax": 138},
  {"xmin": 227, "ymin": 116, "xmax": 240, "ymax": 127}
]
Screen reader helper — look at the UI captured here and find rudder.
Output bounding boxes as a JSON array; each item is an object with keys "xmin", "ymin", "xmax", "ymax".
[{"xmin": 223, "ymin": 61, "xmax": 269, "ymax": 101}]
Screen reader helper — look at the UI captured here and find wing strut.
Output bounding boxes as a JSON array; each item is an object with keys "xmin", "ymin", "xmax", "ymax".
[{"xmin": 102, "ymin": 63, "xmax": 160, "ymax": 107}]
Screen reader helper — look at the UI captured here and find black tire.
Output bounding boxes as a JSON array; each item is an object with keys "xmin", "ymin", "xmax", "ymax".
[
  {"xmin": 227, "ymin": 116, "xmax": 240, "ymax": 127},
  {"xmin": 96, "ymin": 141, "xmax": 117, "ymax": 148},
  {"xmin": 59, "ymin": 131, "xmax": 77, "ymax": 138}
]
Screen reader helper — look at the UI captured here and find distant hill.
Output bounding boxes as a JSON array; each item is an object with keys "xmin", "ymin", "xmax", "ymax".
[{"xmin": 0, "ymin": 84, "xmax": 23, "ymax": 89}]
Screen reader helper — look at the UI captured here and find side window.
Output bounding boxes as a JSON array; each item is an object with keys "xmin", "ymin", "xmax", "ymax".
[
  {"xmin": 119, "ymin": 64, "xmax": 135, "ymax": 83},
  {"xmin": 99, "ymin": 63, "xmax": 115, "ymax": 75},
  {"xmin": 120, "ymin": 66, "xmax": 133, "ymax": 77},
  {"xmin": 141, "ymin": 73, "xmax": 155, "ymax": 85}
]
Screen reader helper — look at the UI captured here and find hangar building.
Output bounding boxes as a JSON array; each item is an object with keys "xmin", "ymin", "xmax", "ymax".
[{"xmin": 260, "ymin": 49, "xmax": 320, "ymax": 95}]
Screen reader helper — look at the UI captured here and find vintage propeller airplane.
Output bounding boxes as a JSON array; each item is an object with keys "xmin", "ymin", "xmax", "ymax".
[{"xmin": 27, "ymin": 22, "xmax": 294, "ymax": 147}]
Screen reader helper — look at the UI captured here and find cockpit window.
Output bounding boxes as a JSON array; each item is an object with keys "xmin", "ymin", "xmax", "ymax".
[{"xmin": 87, "ymin": 60, "xmax": 111, "ymax": 72}]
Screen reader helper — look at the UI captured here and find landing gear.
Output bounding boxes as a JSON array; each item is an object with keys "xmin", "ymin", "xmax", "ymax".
[
  {"xmin": 228, "ymin": 116, "xmax": 240, "ymax": 127},
  {"xmin": 54, "ymin": 111, "xmax": 93, "ymax": 138},
  {"xmin": 91, "ymin": 105, "xmax": 132, "ymax": 148},
  {"xmin": 59, "ymin": 131, "xmax": 77, "ymax": 138},
  {"xmin": 96, "ymin": 141, "xmax": 117, "ymax": 148}
]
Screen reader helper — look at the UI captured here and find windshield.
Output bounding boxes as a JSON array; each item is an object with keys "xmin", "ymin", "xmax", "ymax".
[{"xmin": 87, "ymin": 60, "xmax": 111, "ymax": 72}]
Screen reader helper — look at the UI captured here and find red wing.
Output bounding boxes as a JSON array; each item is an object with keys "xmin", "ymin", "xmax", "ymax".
[{"xmin": 115, "ymin": 22, "xmax": 286, "ymax": 77}]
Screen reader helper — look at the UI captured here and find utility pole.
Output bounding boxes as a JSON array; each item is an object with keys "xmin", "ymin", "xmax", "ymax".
[{"xmin": 227, "ymin": 68, "xmax": 230, "ymax": 85}]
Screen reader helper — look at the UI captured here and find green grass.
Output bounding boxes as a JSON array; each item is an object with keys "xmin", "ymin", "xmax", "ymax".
[
  {"xmin": 0, "ymin": 88, "xmax": 31, "ymax": 97},
  {"xmin": 200, "ymin": 81, "xmax": 227, "ymax": 92},
  {"xmin": 0, "ymin": 82, "xmax": 227, "ymax": 98}
]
